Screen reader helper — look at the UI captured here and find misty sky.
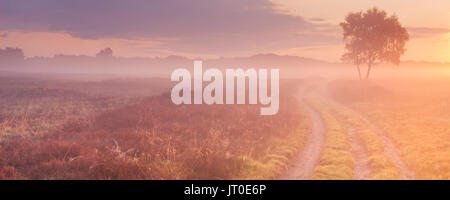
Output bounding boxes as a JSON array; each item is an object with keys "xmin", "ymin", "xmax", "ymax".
[{"xmin": 0, "ymin": 0, "xmax": 449, "ymax": 62}]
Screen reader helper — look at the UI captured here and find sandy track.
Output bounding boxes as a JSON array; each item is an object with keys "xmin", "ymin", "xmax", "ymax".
[
  {"xmin": 348, "ymin": 127, "xmax": 371, "ymax": 180},
  {"xmin": 279, "ymin": 82, "xmax": 414, "ymax": 180},
  {"xmin": 279, "ymin": 100, "xmax": 326, "ymax": 180},
  {"xmin": 364, "ymin": 120, "xmax": 416, "ymax": 179},
  {"xmin": 339, "ymin": 104, "xmax": 415, "ymax": 180}
]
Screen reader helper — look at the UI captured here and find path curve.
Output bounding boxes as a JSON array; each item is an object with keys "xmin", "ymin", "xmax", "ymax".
[
  {"xmin": 279, "ymin": 94, "xmax": 326, "ymax": 180},
  {"xmin": 320, "ymin": 79, "xmax": 415, "ymax": 180}
]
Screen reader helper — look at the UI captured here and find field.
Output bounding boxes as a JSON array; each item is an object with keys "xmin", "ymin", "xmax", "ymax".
[
  {"xmin": 0, "ymin": 74, "xmax": 311, "ymax": 179},
  {"xmin": 317, "ymin": 77, "xmax": 450, "ymax": 179},
  {"xmin": 0, "ymin": 71, "xmax": 449, "ymax": 180},
  {"xmin": 335, "ymin": 79, "xmax": 450, "ymax": 179},
  {"xmin": 279, "ymin": 74, "xmax": 450, "ymax": 180}
]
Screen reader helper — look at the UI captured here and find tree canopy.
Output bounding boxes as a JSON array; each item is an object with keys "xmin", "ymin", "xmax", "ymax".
[
  {"xmin": 96, "ymin": 48, "xmax": 113, "ymax": 58},
  {"xmin": 0, "ymin": 47, "xmax": 24, "ymax": 60},
  {"xmin": 340, "ymin": 8, "xmax": 409, "ymax": 79}
]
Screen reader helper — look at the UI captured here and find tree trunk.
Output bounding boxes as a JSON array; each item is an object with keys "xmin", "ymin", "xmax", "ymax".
[
  {"xmin": 365, "ymin": 63, "xmax": 372, "ymax": 79},
  {"xmin": 356, "ymin": 65, "xmax": 362, "ymax": 80}
]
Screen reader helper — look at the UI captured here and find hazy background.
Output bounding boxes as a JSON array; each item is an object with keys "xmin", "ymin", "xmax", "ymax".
[
  {"xmin": 1, "ymin": 0, "xmax": 450, "ymax": 180},
  {"xmin": 1, "ymin": 0, "xmax": 449, "ymax": 63}
]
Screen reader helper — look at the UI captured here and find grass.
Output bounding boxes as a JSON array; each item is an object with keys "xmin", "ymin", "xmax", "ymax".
[
  {"xmin": 305, "ymin": 91, "xmax": 400, "ymax": 179},
  {"xmin": 325, "ymin": 97, "xmax": 399, "ymax": 179},
  {"xmin": 353, "ymin": 101, "xmax": 450, "ymax": 179},
  {"xmin": 0, "ymin": 76, "xmax": 312, "ymax": 179},
  {"xmin": 307, "ymin": 94, "xmax": 354, "ymax": 180},
  {"xmin": 234, "ymin": 112, "xmax": 311, "ymax": 179},
  {"xmin": 327, "ymin": 78, "xmax": 450, "ymax": 179}
]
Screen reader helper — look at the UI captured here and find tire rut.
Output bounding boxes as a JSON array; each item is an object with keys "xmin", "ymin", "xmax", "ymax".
[
  {"xmin": 364, "ymin": 120, "xmax": 416, "ymax": 180},
  {"xmin": 348, "ymin": 126, "xmax": 371, "ymax": 180},
  {"xmin": 279, "ymin": 100, "xmax": 326, "ymax": 180}
]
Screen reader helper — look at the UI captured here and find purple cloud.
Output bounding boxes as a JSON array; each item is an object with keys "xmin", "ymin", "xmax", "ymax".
[{"xmin": 0, "ymin": 0, "xmax": 340, "ymax": 54}]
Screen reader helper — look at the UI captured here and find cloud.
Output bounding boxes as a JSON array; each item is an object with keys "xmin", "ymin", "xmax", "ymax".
[
  {"xmin": 309, "ymin": 18, "xmax": 326, "ymax": 22},
  {"xmin": 0, "ymin": 0, "xmax": 339, "ymax": 55},
  {"xmin": 407, "ymin": 27, "xmax": 450, "ymax": 38}
]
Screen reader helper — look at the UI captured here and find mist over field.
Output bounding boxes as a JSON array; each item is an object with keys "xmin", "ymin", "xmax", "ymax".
[
  {"xmin": 1, "ymin": 51, "xmax": 449, "ymax": 180},
  {"xmin": 1, "ymin": 0, "xmax": 450, "ymax": 180}
]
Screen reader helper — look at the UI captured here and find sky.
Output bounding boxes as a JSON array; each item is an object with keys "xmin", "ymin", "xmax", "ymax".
[{"xmin": 0, "ymin": 0, "xmax": 449, "ymax": 62}]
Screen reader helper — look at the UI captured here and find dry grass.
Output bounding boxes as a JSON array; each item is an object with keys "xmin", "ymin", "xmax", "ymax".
[
  {"xmin": 353, "ymin": 101, "xmax": 450, "ymax": 179},
  {"xmin": 307, "ymin": 94, "xmax": 354, "ymax": 180},
  {"xmin": 335, "ymin": 107, "xmax": 399, "ymax": 179},
  {"xmin": 329, "ymin": 78, "xmax": 450, "ymax": 180},
  {"xmin": 0, "ymin": 78, "xmax": 311, "ymax": 180},
  {"xmin": 306, "ymin": 91, "xmax": 399, "ymax": 179}
]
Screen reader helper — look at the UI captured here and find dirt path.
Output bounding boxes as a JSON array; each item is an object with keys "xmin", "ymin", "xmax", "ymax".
[
  {"xmin": 336, "ymin": 102, "xmax": 415, "ymax": 180},
  {"xmin": 279, "ymin": 99, "xmax": 326, "ymax": 180},
  {"xmin": 332, "ymin": 96, "xmax": 415, "ymax": 180},
  {"xmin": 321, "ymin": 79, "xmax": 415, "ymax": 180},
  {"xmin": 280, "ymin": 82, "xmax": 414, "ymax": 180},
  {"xmin": 364, "ymin": 120, "xmax": 416, "ymax": 180},
  {"xmin": 348, "ymin": 127, "xmax": 371, "ymax": 180}
]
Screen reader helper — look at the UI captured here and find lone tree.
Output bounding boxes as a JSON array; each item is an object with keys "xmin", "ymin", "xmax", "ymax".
[
  {"xmin": 0, "ymin": 47, "xmax": 24, "ymax": 60},
  {"xmin": 340, "ymin": 8, "xmax": 409, "ymax": 80},
  {"xmin": 96, "ymin": 47, "xmax": 113, "ymax": 58},
  {"xmin": 0, "ymin": 47, "xmax": 25, "ymax": 67}
]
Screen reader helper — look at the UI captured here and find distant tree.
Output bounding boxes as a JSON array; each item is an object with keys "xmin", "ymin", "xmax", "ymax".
[
  {"xmin": 340, "ymin": 8, "xmax": 409, "ymax": 80},
  {"xmin": 96, "ymin": 48, "xmax": 113, "ymax": 58},
  {"xmin": 0, "ymin": 47, "xmax": 25, "ymax": 61}
]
